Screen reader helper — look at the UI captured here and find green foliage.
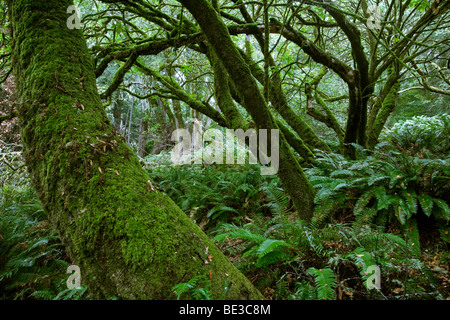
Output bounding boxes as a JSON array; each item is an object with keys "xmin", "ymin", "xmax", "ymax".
[
  {"xmin": 385, "ymin": 114, "xmax": 450, "ymax": 156},
  {"xmin": 0, "ymin": 187, "xmax": 86, "ymax": 300},
  {"xmin": 32, "ymin": 284, "xmax": 88, "ymax": 301},
  {"xmin": 146, "ymin": 160, "xmax": 280, "ymax": 228},
  {"xmin": 306, "ymin": 267, "xmax": 336, "ymax": 300},
  {"xmin": 172, "ymin": 275, "xmax": 212, "ymax": 300},
  {"xmin": 143, "ymin": 115, "xmax": 449, "ymax": 300},
  {"xmin": 214, "ymin": 224, "xmax": 291, "ymax": 269},
  {"xmin": 307, "ymin": 115, "xmax": 450, "ymax": 251},
  {"xmin": 290, "ymin": 280, "xmax": 317, "ymax": 300}
]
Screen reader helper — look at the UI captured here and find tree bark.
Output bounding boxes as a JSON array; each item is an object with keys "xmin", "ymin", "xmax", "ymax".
[
  {"xmin": 137, "ymin": 118, "xmax": 148, "ymax": 158},
  {"xmin": 112, "ymin": 98, "xmax": 122, "ymax": 134},
  {"xmin": 7, "ymin": 0, "xmax": 263, "ymax": 300},
  {"xmin": 367, "ymin": 80, "xmax": 400, "ymax": 148}
]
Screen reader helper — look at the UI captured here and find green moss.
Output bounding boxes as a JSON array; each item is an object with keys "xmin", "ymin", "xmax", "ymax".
[
  {"xmin": 368, "ymin": 81, "xmax": 400, "ymax": 148},
  {"xmin": 8, "ymin": 0, "xmax": 263, "ymax": 299}
]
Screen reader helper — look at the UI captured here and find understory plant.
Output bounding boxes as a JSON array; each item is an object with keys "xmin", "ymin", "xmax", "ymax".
[
  {"xmin": 210, "ymin": 115, "xmax": 449, "ymax": 300},
  {"xmin": 307, "ymin": 114, "xmax": 450, "ymax": 254},
  {"xmin": 146, "ymin": 160, "xmax": 279, "ymax": 229},
  {"xmin": 0, "ymin": 186, "xmax": 86, "ymax": 300}
]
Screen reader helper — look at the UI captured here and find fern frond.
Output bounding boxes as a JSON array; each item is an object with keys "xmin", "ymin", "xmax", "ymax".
[
  {"xmin": 213, "ymin": 226, "xmax": 265, "ymax": 244},
  {"xmin": 433, "ymin": 198, "xmax": 450, "ymax": 221},
  {"xmin": 256, "ymin": 250, "xmax": 289, "ymax": 267},
  {"xmin": 257, "ymin": 239, "xmax": 289, "ymax": 258},
  {"xmin": 402, "ymin": 189, "xmax": 418, "ymax": 215},
  {"xmin": 292, "ymin": 280, "xmax": 317, "ymax": 300},
  {"xmin": 354, "ymin": 190, "xmax": 373, "ymax": 216},
  {"xmin": 418, "ymin": 194, "xmax": 434, "ymax": 217},
  {"xmin": 307, "ymin": 267, "xmax": 336, "ymax": 300},
  {"xmin": 330, "ymin": 169, "xmax": 354, "ymax": 177}
]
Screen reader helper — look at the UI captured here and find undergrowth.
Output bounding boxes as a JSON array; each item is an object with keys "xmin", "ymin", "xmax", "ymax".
[
  {"xmin": 167, "ymin": 115, "xmax": 449, "ymax": 300},
  {"xmin": 146, "ymin": 162, "xmax": 280, "ymax": 229},
  {"xmin": 0, "ymin": 115, "xmax": 448, "ymax": 300},
  {"xmin": 0, "ymin": 187, "xmax": 86, "ymax": 300}
]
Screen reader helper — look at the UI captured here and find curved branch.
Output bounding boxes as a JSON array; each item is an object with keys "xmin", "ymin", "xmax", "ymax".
[{"xmin": 135, "ymin": 61, "xmax": 229, "ymax": 127}]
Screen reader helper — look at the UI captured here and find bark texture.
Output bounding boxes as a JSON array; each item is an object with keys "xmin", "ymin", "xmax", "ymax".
[{"xmin": 7, "ymin": 0, "xmax": 263, "ymax": 300}]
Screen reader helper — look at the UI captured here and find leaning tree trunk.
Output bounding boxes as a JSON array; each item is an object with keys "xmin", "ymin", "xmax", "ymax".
[
  {"xmin": 178, "ymin": 0, "xmax": 316, "ymax": 222},
  {"xmin": 7, "ymin": 0, "xmax": 263, "ymax": 300},
  {"xmin": 137, "ymin": 118, "xmax": 148, "ymax": 158}
]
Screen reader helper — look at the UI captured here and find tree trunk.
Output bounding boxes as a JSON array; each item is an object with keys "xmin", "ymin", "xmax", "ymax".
[
  {"xmin": 367, "ymin": 80, "xmax": 400, "ymax": 148},
  {"xmin": 137, "ymin": 118, "xmax": 148, "ymax": 158},
  {"xmin": 343, "ymin": 76, "xmax": 362, "ymax": 159},
  {"xmin": 178, "ymin": 0, "xmax": 316, "ymax": 222},
  {"xmin": 164, "ymin": 51, "xmax": 185, "ymax": 131},
  {"xmin": 7, "ymin": 0, "xmax": 263, "ymax": 300},
  {"xmin": 112, "ymin": 92, "xmax": 122, "ymax": 134}
]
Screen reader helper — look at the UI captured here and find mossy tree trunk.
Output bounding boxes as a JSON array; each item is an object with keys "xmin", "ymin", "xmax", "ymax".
[
  {"xmin": 178, "ymin": 0, "xmax": 316, "ymax": 222},
  {"xmin": 7, "ymin": 0, "xmax": 263, "ymax": 299}
]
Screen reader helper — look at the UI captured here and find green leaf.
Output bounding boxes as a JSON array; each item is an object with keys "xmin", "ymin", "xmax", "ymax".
[
  {"xmin": 373, "ymin": 186, "xmax": 390, "ymax": 210},
  {"xmin": 206, "ymin": 206, "xmax": 238, "ymax": 218},
  {"xmin": 213, "ymin": 227, "xmax": 265, "ymax": 243},
  {"xmin": 354, "ymin": 190, "xmax": 373, "ymax": 216},
  {"xmin": 382, "ymin": 233, "xmax": 407, "ymax": 247},
  {"xmin": 330, "ymin": 169, "xmax": 354, "ymax": 177},
  {"xmin": 257, "ymin": 239, "xmax": 289, "ymax": 258},
  {"xmin": 368, "ymin": 174, "xmax": 389, "ymax": 186},
  {"xmin": 405, "ymin": 218, "xmax": 420, "ymax": 256},
  {"xmin": 394, "ymin": 198, "xmax": 410, "ymax": 225},
  {"xmin": 389, "ymin": 171, "xmax": 404, "ymax": 189},
  {"xmin": 433, "ymin": 198, "xmax": 450, "ymax": 221},
  {"xmin": 402, "ymin": 189, "xmax": 417, "ymax": 215},
  {"xmin": 256, "ymin": 250, "xmax": 289, "ymax": 267},
  {"xmin": 333, "ymin": 182, "xmax": 348, "ymax": 191},
  {"xmin": 418, "ymin": 194, "xmax": 434, "ymax": 217},
  {"xmin": 438, "ymin": 225, "xmax": 450, "ymax": 243},
  {"xmin": 307, "ymin": 267, "xmax": 336, "ymax": 300}
]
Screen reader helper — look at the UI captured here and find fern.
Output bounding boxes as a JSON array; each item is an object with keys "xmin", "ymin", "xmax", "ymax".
[
  {"xmin": 172, "ymin": 275, "xmax": 212, "ymax": 300},
  {"xmin": 418, "ymin": 193, "xmax": 434, "ymax": 217},
  {"xmin": 262, "ymin": 183, "xmax": 291, "ymax": 216},
  {"xmin": 307, "ymin": 268, "xmax": 336, "ymax": 300},
  {"xmin": 214, "ymin": 224, "xmax": 291, "ymax": 268},
  {"xmin": 405, "ymin": 218, "xmax": 421, "ymax": 256},
  {"xmin": 213, "ymin": 224, "xmax": 266, "ymax": 243},
  {"xmin": 354, "ymin": 190, "xmax": 373, "ymax": 216},
  {"xmin": 433, "ymin": 198, "xmax": 450, "ymax": 221},
  {"xmin": 291, "ymin": 280, "xmax": 317, "ymax": 300},
  {"xmin": 257, "ymin": 239, "xmax": 289, "ymax": 258},
  {"xmin": 0, "ymin": 188, "xmax": 78, "ymax": 300},
  {"xmin": 256, "ymin": 250, "xmax": 289, "ymax": 267}
]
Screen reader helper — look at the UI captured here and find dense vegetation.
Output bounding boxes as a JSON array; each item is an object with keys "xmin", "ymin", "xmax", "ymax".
[
  {"xmin": 0, "ymin": 0, "xmax": 449, "ymax": 300},
  {"xmin": 1, "ymin": 114, "xmax": 449, "ymax": 299}
]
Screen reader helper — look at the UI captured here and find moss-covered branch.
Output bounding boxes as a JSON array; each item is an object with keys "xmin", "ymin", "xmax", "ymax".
[
  {"xmin": 135, "ymin": 61, "xmax": 229, "ymax": 128},
  {"xmin": 178, "ymin": 0, "xmax": 316, "ymax": 222},
  {"xmin": 367, "ymin": 80, "xmax": 400, "ymax": 148},
  {"xmin": 305, "ymin": 69, "xmax": 344, "ymax": 145}
]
